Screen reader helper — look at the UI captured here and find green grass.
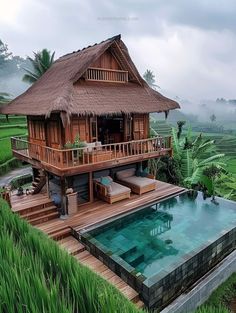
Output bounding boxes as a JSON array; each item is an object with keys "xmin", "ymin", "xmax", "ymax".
[
  {"xmin": 195, "ymin": 273, "xmax": 236, "ymax": 313},
  {"xmin": 0, "ymin": 115, "xmax": 26, "ymax": 125},
  {"xmin": 0, "ymin": 127, "xmax": 27, "ymax": 139},
  {"xmin": 0, "ymin": 138, "xmax": 13, "ymax": 164},
  {"xmin": 0, "ymin": 199, "xmax": 144, "ymax": 313},
  {"xmin": 0, "ymin": 117, "xmax": 27, "ymax": 173}
]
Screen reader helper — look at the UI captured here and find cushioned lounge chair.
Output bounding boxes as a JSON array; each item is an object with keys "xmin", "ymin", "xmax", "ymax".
[
  {"xmin": 93, "ymin": 176, "xmax": 131, "ymax": 204},
  {"xmin": 116, "ymin": 168, "xmax": 157, "ymax": 195}
]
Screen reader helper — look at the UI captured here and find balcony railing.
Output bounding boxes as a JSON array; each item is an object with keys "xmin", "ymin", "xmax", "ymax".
[
  {"xmin": 85, "ymin": 67, "xmax": 128, "ymax": 83},
  {"xmin": 11, "ymin": 136, "xmax": 172, "ymax": 171}
]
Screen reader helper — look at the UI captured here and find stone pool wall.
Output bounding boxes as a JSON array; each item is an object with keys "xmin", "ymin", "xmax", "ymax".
[
  {"xmin": 75, "ymin": 227, "xmax": 236, "ymax": 311},
  {"xmin": 142, "ymin": 227, "xmax": 236, "ymax": 310}
]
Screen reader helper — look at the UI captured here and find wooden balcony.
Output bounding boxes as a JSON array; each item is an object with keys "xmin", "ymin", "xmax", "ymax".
[
  {"xmin": 85, "ymin": 67, "xmax": 128, "ymax": 83},
  {"xmin": 11, "ymin": 136, "xmax": 172, "ymax": 176}
]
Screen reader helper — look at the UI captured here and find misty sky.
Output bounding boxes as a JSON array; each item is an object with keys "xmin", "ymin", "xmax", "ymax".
[{"xmin": 1, "ymin": 0, "xmax": 236, "ymax": 101}]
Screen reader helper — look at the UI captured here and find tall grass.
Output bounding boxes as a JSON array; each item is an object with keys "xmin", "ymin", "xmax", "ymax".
[{"xmin": 0, "ymin": 199, "xmax": 144, "ymax": 313}]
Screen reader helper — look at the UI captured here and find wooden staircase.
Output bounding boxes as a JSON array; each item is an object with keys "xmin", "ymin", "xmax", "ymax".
[
  {"xmin": 32, "ymin": 169, "xmax": 46, "ymax": 194},
  {"xmin": 57, "ymin": 235, "xmax": 144, "ymax": 309},
  {"xmin": 12, "ymin": 196, "xmax": 59, "ymax": 226}
]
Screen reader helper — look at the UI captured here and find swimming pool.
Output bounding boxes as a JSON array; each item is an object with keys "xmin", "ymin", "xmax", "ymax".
[{"xmin": 79, "ymin": 191, "xmax": 236, "ymax": 310}]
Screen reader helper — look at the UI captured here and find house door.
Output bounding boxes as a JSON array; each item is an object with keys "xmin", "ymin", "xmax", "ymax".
[
  {"xmin": 133, "ymin": 114, "xmax": 145, "ymax": 140},
  {"xmin": 46, "ymin": 119, "xmax": 62, "ymax": 149},
  {"xmin": 72, "ymin": 117, "xmax": 89, "ymax": 142},
  {"xmin": 124, "ymin": 115, "xmax": 132, "ymax": 141}
]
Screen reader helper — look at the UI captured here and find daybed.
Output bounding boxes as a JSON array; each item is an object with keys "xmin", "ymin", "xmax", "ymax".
[
  {"xmin": 93, "ymin": 176, "xmax": 131, "ymax": 204},
  {"xmin": 116, "ymin": 168, "xmax": 157, "ymax": 195}
]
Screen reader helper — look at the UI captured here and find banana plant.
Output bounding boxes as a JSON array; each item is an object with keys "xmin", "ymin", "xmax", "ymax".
[{"xmin": 172, "ymin": 127, "xmax": 225, "ymax": 187}]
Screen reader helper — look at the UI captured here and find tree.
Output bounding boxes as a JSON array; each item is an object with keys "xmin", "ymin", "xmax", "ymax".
[
  {"xmin": 0, "ymin": 92, "xmax": 12, "ymax": 121},
  {"xmin": 177, "ymin": 121, "xmax": 186, "ymax": 140},
  {"xmin": 202, "ymin": 164, "xmax": 222, "ymax": 203},
  {"xmin": 143, "ymin": 69, "xmax": 159, "ymax": 89},
  {"xmin": 0, "ymin": 40, "xmax": 12, "ymax": 70},
  {"xmin": 210, "ymin": 114, "xmax": 216, "ymax": 122},
  {"xmin": 23, "ymin": 49, "xmax": 55, "ymax": 84}
]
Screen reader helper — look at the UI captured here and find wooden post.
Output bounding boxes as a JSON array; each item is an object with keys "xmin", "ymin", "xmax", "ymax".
[
  {"xmin": 60, "ymin": 177, "xmax": 67, "ymax": 216},
  {"xmin": 89, "ymin": 172, "xmax": 94, "ymax": 203},
  {"xmin": 45, "ymin": 171, "xmax": 50, "ymax": 199}
]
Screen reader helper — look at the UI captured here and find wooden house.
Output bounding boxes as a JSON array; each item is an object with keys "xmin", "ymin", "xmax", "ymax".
[{"xmin": 1, "ymin": 35, "xmax": 179, "ymax": 212}]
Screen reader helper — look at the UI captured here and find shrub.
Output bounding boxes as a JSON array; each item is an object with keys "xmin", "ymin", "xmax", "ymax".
[{"xmin": 10, "ymin": 173, "xmax": 33, "ymax": 189}]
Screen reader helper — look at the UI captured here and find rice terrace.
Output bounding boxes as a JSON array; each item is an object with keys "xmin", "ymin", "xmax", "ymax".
[{"xmin": 0, "ymin": 1, "xmax": 236, "ymax": 313}]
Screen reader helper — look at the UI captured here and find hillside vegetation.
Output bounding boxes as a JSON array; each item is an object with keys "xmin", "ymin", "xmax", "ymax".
[{"xmin": 0, "ymin": 199, "xmax": 143, "ymax": 313}]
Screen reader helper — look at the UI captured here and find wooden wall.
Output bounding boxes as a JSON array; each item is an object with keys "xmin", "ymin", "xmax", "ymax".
[
  {"xmin": 28, "ymin": 113, "xmax": 150, "ymax": 149},
  {"xmin": 28, "ymin": 114, "xmax": 64, "ymax": 149},
  {"xmin": 90, "ymin": 49, "xmax": 121, "ymax": 70},
  {"xmin": 28, "ymin": 116, "xmax": 46, "ymax": 146}
]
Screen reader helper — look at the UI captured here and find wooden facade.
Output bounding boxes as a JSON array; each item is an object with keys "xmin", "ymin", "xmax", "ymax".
[
  {"xmin": 27, "ymin": 113, "xmax": 149, "ymax": 149},
  {"xmin": 9, "ymin": 40, "xmax": 176, "ymax": 209}
]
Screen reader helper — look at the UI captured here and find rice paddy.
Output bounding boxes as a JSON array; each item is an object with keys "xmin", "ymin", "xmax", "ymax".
[{"xmin": 0, "ymin": 199, "xmax": 143, "ymax": 313}]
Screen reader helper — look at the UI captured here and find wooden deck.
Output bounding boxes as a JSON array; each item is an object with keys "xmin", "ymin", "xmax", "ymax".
[{"xmin": 10, "ymin": 181, "xmax": 185, "ymax": 308}]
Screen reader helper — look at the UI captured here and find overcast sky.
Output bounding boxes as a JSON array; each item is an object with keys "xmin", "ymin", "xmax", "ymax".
[{"xmin": 0, "ymin": 0, "xmax": 236, "ymax": 101}]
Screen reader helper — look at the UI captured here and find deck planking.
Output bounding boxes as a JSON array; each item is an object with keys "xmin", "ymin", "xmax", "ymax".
[
  {"xmin": 70, "ymin": 180, "xmax": 185, "ymax": 232},
  {"xmin": 9, "ymin": 180, "xmax": 184, "ymax": 309}
]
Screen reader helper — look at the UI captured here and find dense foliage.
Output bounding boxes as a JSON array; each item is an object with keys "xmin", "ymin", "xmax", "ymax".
[{"xmin": 0, "ymin": 199, "xmax": 143, "ymax": 313}]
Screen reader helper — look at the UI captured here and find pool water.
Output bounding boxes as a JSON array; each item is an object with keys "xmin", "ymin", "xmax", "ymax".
[{"xmin": 88, "ymin": 192, "xmax": 236, "ymax": 278}]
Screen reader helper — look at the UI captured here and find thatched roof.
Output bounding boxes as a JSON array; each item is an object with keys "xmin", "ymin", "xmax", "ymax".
[{"xmin": 0, "ymin": 35, "xmax": 180, "ymax": 117}]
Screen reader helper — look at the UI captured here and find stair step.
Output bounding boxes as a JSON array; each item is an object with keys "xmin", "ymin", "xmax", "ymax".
[
  {"xmin": 58, "ymin": 236, "xmax": 85, "ymax": 255},
  {"xmin": 22, "ymin": 206, "xmax": 58, "ymax": 220},
  {"xmin": 35, "ymin": 177, "xmax": 41, "ymax": 182},
  {"xmin": 49, "ymin": 227, "xmax": 71, "ymax": 241},
  {"xmin": 135, "ymin": 299, "xmax": 145, "ymax": 309},
  {"xmin": 75, "ymin": 251, "xmax": 139, "ymax": 301},
  {"xmin": 30, "ymin": 211, "xmax": 59, "ymax": 226},
  {"xmin": 13, "ymin": 198, "xmax": 54, "ymax": 215},
  {"xmin": 32, "ymin": 181, "xmax": 39, "ymax": 187}
]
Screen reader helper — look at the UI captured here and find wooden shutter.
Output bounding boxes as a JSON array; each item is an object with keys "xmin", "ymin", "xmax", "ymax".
[
  {"xmin": 72, "ymin": 117, "xmax": 89, "ymax": 142},
  {"xmin": 133, "ymin": 114, "xmax": 145, "ymax": 140}
]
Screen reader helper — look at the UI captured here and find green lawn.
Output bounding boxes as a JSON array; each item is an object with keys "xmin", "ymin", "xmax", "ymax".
[{"xmin": 0, "ymin": 199, "xmax": 143, "ymax": 313}]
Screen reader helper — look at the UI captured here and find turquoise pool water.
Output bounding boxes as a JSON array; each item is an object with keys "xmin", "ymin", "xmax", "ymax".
[{"xmin": 88, "ymin": 192, "xmax": 236, "ymax": 278}]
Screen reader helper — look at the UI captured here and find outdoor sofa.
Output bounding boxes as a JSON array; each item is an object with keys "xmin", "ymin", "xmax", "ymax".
[{"xmin": 116, "ymin": 168, "xmax": 157, "ymax": 195}]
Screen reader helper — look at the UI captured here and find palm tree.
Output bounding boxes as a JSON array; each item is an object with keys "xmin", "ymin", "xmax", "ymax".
[
  {"xmin": 22, "ymin": 49, "xmax": 55, "ymax": 84},
  {"xmin": 0, "ymin": 92, "xmax": 12, "ymax": 121},
  {"xmin": 143, "ymin": 69, "xmax": 159, "ymax": 89}
]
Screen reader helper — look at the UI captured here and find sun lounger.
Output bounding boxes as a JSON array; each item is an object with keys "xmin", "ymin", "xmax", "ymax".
[
  {"xmin": 93, "ymin": 176, "xmax": 131, "ymax": 204},
  {"xmin": 116, "ymin": 168, "xmax": 157, "ymax": 195}
]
